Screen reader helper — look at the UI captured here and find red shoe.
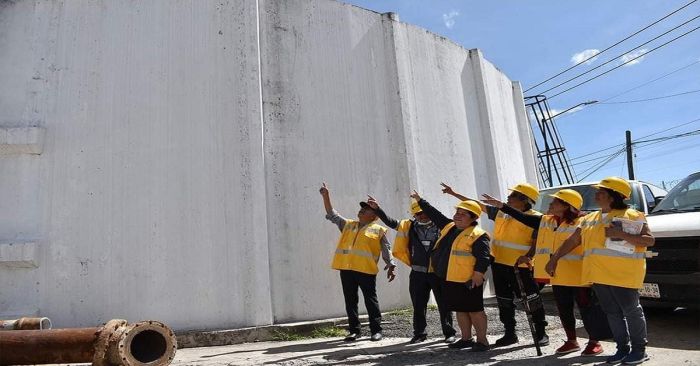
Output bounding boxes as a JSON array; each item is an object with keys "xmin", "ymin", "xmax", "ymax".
[
  {"xmin": 581, "ymin": 341, "xmax": 603, "ymax": 356},
  {"xmin": 555, "ymin": 340, "xmax": 581, "ymax": 354}
]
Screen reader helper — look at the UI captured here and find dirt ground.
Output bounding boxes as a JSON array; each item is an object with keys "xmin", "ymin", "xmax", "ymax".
[{"xmin": 173, "ymin": 294, "xmax": 700, "ymax": 365}]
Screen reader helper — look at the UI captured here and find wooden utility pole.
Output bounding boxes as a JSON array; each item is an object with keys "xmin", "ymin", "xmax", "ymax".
[{"xmin": 626, "ymin": 130, "xmax": 635, "ymax": 180}]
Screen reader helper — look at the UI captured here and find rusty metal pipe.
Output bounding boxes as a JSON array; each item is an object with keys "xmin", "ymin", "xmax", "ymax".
[
  {"xmin": 0, "ymin": 317, "xmax": 52, "ymax": 330},
  {"xmin": 0, "ymin": 319, "xmax": 177, "ymax": 366}
]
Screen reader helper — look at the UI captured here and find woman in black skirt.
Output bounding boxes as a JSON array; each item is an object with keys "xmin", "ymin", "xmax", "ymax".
[{"xmin": 411, "ymin": 191, "xmax": 491, "ymax": 351}]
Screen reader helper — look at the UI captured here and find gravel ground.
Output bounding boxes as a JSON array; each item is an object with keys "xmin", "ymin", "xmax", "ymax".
[{"xmin": 379, "ymin": 290, "xmax": 565, "ymax": 342}]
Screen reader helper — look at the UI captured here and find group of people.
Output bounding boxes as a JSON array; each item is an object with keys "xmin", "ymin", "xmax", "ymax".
[{"xmin": 319, "ymin": 176, "xmax": 655, "ymax": 365}]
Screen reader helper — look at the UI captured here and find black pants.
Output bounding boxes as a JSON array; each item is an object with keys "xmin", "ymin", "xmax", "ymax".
[
  {"xmin": 340, "ymin": 270, "xmax": 382, "ymax": 334},
  {"xmin": 409, "ymin": 271, "xmax": 456, "ymax": 337},
  {"xmin": 492, "ymin": 262, "xmax": 547, "ymax": 334},
  {"xmin": 553, "ymin": 285, "xmax": 613, "ymax": 341}
]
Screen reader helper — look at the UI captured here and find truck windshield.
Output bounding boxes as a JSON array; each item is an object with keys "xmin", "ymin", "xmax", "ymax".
[
  {"xmin": 653, "ymin": 172, "xmax": 700, "ymax": 213},
  {"xmin": 534, "ymin": 184, "xmax": 641, "ymax": 213}
]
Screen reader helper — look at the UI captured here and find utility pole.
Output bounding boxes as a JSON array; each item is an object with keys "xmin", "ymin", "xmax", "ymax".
[{"xmin": 626, "ymin": 130, "xmax": 635, "ymax": 180}]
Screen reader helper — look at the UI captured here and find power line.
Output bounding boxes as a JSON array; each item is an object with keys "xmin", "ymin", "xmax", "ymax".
[
  {"xmin": 549, "ymin": 24, "xmax": 700, "ymax": 99},
  {"xmin": 597, "ymin": 89, "xmax": 700, "ymax": 104},
  {"xmin": 600, "ymin": 59, "xmax": 700, "ymax": 102},
  {"xmin": 567, "ymin": 117, "xmax": 700, "ymax": 163},
  {"xmin": 524, "ymin": 0, "xmax": 698, "ymax": 92},
  {"xmin": 577, "ymin": 149, "xmax": 626, "ymax": 182},
  {"xmin": 538, "ymin": 14, "xmax": 700, "ymax": 96}
]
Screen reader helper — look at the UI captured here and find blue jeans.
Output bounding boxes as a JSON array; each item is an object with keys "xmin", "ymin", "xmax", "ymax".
[{"xmin": 592, "ymin": 284, "xmax": 648, "ymax": 351}]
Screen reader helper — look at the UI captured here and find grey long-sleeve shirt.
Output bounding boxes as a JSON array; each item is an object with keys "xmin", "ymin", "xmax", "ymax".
[{"xmin": 325, "ymin": 209, "xmax": 395, "ymax": 267}]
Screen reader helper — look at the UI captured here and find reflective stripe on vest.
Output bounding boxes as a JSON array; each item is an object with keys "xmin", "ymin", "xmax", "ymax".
[
  {"xmin": 411, "ymin": 265, "xmax": 428, "ymax": 273},
  {"xmin": 335, "ymin": 248, "xmax": 379, "ymax": 260},
  {"xmin": 392, "ymin": 220, "xmax": 412, "ymax": 267},
  {"xmin": 434, "ymin": 223, "xmax": 488, "ymax": 283},
  {"xmin": 493, "ymin": 240, "xmax": 531, "ymax": 252},
  {"xmin": 583, "ymin": 248, "xmax": 646, "ymax": 259},
  {"xmin": 533, "ymin": 215, "xmax": 585, "ymax": 286},
  {"xmin": 332, "ymin": 221, "xmax": 386, "ymax": 275},
  {"xmin": 492, "ymin": 209, "xmax": 541, "ymax": 266},
  {"xmin": 580, "ymin": 209, "xmax": 647, "ymax": 289}
]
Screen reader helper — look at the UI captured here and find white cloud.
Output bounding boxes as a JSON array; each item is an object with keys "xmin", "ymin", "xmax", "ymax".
[
  {"xmin": 442, "ymin": 10, "xmax": 459, "ymax": 29},
  {"xmin": 549, "ymin": 106, "xmax": 583, "ymax": 118},
  {"xmin": 620, "ymin": 48, "xmax": 648, "ymax": 66},
  {"xmin": 570, "ymin": 49, "xmax": 600, "ymax": 65}
]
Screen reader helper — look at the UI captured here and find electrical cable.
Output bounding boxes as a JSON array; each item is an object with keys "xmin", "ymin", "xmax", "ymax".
[
  {"xmin": 524, "ymin": 0, "xmax": 698, "ymax": 92},
  {"xmin": 549, "ymin": 24, "xmax": 700, "ymax": 99},
  {"xmin": 599, "ymin": 59, "xmax": 700, "ymax": 102},
  {"xmin": 538, "ymin": 14, "xmax": 700, "ymax": 96},
  {"xmin": 597, "ymin": 88, "xmax": 700, "ymax": 104}
]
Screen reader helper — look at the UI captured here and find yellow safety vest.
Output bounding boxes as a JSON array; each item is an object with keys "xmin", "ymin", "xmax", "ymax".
[
  {"xmin": 533, "ymin": 215, "xmax": 586, "ymax": 286},
  {"xmin": 579, "ymin": 209, "xmax": 647, "ymax": 289},
  {"xmin": 331, "ymin": 220, "xmax": 387, "ymax": 275},
  {"xmin": 492, "ymin": 209, "xmax": 541, "ymax": 267},
  {"xmin": 392, "ymin": 219, "xmax": 412, "ymax": 267},
  {"xmin": 432, "ymin": 223, "xmax": 489, "ymax": 283}
]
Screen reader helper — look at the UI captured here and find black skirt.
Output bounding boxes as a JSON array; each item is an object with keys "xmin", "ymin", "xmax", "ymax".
[{"xmin": 442, "ymin": 279, "xmax": 485, "ymax": 312}]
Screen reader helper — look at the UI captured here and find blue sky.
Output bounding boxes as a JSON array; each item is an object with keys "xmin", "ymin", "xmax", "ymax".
[{"xmin": 342, "ymin": 0, "xmax": 700, "ymax": 189}]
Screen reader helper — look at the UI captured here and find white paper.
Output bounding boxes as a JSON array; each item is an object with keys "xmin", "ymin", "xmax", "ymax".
[{"xmin": 604, "ymin": 217, "xmax": 644, "ymax": 254}]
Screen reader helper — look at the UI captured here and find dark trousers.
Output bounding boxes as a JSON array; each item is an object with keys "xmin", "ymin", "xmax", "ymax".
[
  {"xmin": 492, "ymin": 262, "xmax": 547, "ymax": 334},
  {"xmin": 553, "ymin": 285, "xmax": 600, "ymax": 341},
  {"xmin": 409, "ymin": 271, "xmax": 456, "ymax": 337},
  {"xmin": 593, "ymin": 284, "xmax": 648, "ymax": 352},
  {"xmin": 340, "ymin": 270, "xmax": 382, "ymax": 334}
]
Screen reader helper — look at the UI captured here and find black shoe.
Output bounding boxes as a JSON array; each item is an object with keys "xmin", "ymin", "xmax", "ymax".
[
  {"xmin": 444, "ymin": 335, "xmax": 457, "ymax": 344},
  {"xmin": 536, "ymin": 333, "xmax": 550, "ymax": 347},
  {"xmin": 410, "ymin": 334, "xmax": 428, "ymax": 344},
  {"xmin": 448, "ymin": 338, "xmax": 475, "ymax": 349},
  {"xmin": 494, "ymin": 333, "xmax": 519, "ymax": 347},
  {"xmin": 470, "ymin": 342, "xmax": 490, "ymax": 352},
  {"xmin": 370, "ymin": 333, "xmax": 383, "ymax": 342},
  {"xmin": 343, "ymin": 333, "xmax": 359, "ymax": 342}
]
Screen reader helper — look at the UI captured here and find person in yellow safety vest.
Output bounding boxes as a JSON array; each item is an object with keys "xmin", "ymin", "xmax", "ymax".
[
  {"xmin": 481, "ymin": 189, "xmax": 610, "ymax": 356},
  {"xmin": 442, "ymin": 182, "xmax": 549, "ymax": 347},
  {"xmin": 545, "ymin": 177, "xmax": 655, "ymax": 365},
  {"xmin": 365, "ymin": 196, "xmax": 457, "ymax": 344},
  {"xmin": 319, "ymin": 182, "xmax": 397, "ymax": 342},
  {"xmin": 410, "ymin": 190, "xmax": 492, "ymax": 352}
]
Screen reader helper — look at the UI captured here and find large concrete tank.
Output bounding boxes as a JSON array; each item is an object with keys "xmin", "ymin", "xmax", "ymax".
[{"xmin": 0, "ymin": 0, "xmax": 537, "ymax": 330}]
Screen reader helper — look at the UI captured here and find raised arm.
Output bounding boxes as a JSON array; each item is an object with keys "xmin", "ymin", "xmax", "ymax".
[
  {"xmin": 481, "ymin": 194, "xmax": 542, "ymax": 229},
  {"xmin": 366, "ymin": 195, "xmax": 400, "ymax": 230},
  {"xmin": 441, "ymin": 182, "xmax": 487, "ymax": 212},
  {"xmin": 410, "ymin": 190, "xmax": 451, "ymax": 229},
  {"xmin": 320, "ymin": 182, "xmax": 347, "ymax": 231}
]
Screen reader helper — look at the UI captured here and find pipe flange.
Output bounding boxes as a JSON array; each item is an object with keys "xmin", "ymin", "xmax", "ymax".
[
  {"xmin": 93, "ymin": 319, "xmax": 128, "ymax": 366},
  {"xmin": 116, "ymin": 320, "xmax": 177, "ymax": 366}
]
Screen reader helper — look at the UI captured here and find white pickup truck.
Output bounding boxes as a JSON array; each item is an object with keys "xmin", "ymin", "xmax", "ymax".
[{"xmin": 644, "ymin": 171, "xmax": 700, "ymax": 308}]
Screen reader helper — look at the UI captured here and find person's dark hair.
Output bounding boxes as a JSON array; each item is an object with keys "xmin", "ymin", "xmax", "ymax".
[
  {"xmin": 512, "ymin": 191, "xmax": 533, "ymax": 211},
  {"xmin": 468, "ymin": 212, "xmax": 478, "ymax": 220},
  {"xmin": 605, "ymin": 188, "xmax": 629, "ymax": 210}
]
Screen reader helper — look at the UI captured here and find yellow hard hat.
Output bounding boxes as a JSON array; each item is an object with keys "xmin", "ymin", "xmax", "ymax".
[
  {"xmin": 509, "ymin": 183, "xmax": 539, "ymax": 202},
  {"xmin": 549, "ymin": 189, "xmax": 583, "ymax": 211},
  {"xmin": 410, "ymin": 200, "xmax": 422, "ymax": 215},
  {"xmin": 455, "ymin": 200, "xmax": 482, "ymax": 217},
  {"xmin": 592, "ymin": 176, "xmax": 631, "ymax": 198}
]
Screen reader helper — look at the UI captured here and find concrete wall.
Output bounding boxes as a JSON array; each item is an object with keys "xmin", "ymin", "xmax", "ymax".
[{"xmin": 0, "ymin": 0, "xmax": 537, "ymax": 330}]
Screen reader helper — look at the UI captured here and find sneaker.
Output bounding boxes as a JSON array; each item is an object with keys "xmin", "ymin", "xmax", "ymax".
[
  {"xmin": 410, "ymin": 334, "xmax": 427, "ymax": 344},
  {"xmin": 536, "ymin": 333, "xmax": 550, "ymax": 347},
  {"xmin": 622, "ymin": 351, "xmax": 650, "ymax": 364},
  {"xmin": 444, "ymin": 335, "xmax": 457, "ymax": 344},
  {"xmin": 343, "ymin": 333, "xmax": 359, "ymax": 342},
  {"xmin": 556, "ymin": 340, "xmax": 581, "ymax": 354},
  {"xmin": 494, "ymin": 333, "xmax": 519, "ymax": 347},
  {"xmin": 448, "ymin": 338, "xmax": 475, "ymax": 349},
  {"xmin": 370, "ymin": 333, "xmax": 383, "ymax": 342},
  {"xmin": 582, "ymin": 341, "xmax": 604, "ymax": 356},
  {"xmin": 470, "ymin": 342, "xmax": 490, "ymax": 352},
  {"xmin": 607, "ymin": 348, "xmax": 631, "ymax": 364}
]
